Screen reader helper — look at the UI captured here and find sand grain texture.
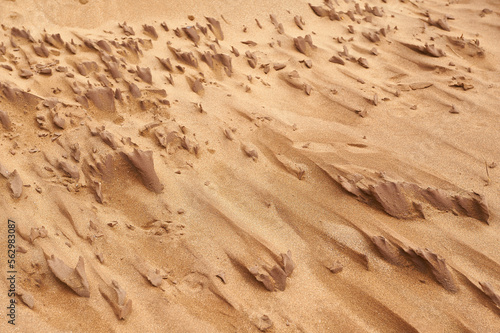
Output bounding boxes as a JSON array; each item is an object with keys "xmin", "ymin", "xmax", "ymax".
[{"xmin": 1, "ymin": 0, "xmax": 500, "ymax": 332}]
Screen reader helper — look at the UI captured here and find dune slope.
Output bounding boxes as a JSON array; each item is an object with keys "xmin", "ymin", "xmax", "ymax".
[{"xmin": 1, "ymin": 0, "xmax": 500, "ymax": 332}]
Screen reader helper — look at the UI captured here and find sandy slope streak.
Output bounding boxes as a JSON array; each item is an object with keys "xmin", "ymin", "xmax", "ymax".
[{"xmin": 1, "ymin": 0, "xmax": 500, "ymax": 332}]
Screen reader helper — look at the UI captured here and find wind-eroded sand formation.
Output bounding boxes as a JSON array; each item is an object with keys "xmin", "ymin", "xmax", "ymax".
[{"xmin": 1, "ymin": 0, "xmax": 500, "ymax": 331}]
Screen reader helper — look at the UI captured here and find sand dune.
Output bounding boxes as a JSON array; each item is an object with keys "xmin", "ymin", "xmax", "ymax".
[{"xmin": 1, "ymin": 0, "xmax": 500, "ymax": 332}]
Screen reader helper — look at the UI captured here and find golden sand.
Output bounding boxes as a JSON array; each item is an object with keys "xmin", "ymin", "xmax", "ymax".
[{"xmin": 1, "ymin": 0, "xmax": 499, "ymax": 332}]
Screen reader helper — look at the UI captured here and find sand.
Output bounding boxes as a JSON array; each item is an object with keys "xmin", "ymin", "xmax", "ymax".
[{"xmin": 1, "ymin": 0, "xmax": 499, "ymax": 332}]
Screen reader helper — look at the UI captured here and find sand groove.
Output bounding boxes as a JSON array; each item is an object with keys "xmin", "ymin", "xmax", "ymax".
[{"xmin": 1, "ymin": 0, "xmax": 499, "ymax": 332}]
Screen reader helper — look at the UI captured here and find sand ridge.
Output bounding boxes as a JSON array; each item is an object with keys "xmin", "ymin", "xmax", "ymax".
[{"xmin": 1, "ymin": 0, "xmax": 500, "ymax": 332}]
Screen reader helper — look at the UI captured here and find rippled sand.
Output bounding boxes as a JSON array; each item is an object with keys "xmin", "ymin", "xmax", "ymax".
[{"xmin": 1, "ymin": 1, "xmax": 499, "ymax": 332}]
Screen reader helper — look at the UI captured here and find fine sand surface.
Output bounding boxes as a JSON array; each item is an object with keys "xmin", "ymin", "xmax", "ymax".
[{"xmin": 1, "ymin": 0, "xmax": 500, "ymax": 332}]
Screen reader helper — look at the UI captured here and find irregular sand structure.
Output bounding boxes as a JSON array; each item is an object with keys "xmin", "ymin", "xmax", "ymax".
[{"xmin": 1, "ymin": 0, "xmax": 500, "ymax": 332}]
